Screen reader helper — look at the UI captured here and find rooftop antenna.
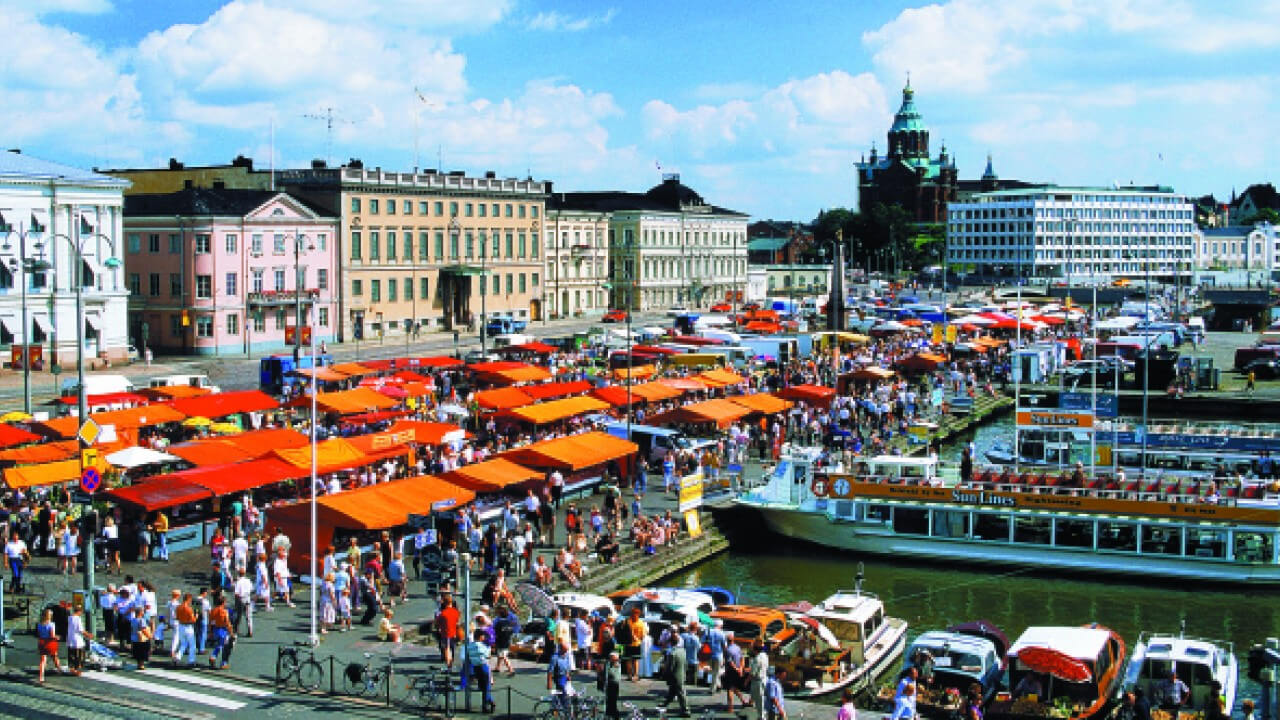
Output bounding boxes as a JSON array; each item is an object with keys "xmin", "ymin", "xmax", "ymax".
[{"xmin": 301, "ymin": 107, "xmax": 353, "ymax": 166}]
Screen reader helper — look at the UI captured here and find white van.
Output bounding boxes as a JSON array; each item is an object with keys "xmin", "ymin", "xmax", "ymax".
[
  {"xmin": 149, "ymin": 374, "xmax": 221, "ymax": 393},
  {"xmin": 61, "ymin": 374, "xmax": 135, "ymax": 397},
  {"xmin": 490, "ymin": 333, "xmax": 535, "ymax": 349},
  {"xmin": 698, "ymin": 328, "xmax": 742, "ymax": 345}
]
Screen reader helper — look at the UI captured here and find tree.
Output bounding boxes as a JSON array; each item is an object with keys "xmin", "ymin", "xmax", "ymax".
[{"xmin": 1243, "ymin": 208, "xmax": 1280, "ymax": 226}]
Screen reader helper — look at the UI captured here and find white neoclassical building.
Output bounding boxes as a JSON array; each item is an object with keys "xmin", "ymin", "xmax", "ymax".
[
  {"xmin": 0, "ymin": 151, "xmax": 131, "ymax": 367},
  {"xmin": 554, "ymin": 176, "xmax": 748, "ymax": 311},
  {"xmin": 946, "ymin": 185, "xmax": 1196, "ymax": 284},
  {"xmin": 544, "ymin": 199, "xmax": 610, "ymax": 318}
]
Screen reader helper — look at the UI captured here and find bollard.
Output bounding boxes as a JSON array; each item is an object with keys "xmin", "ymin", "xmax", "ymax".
[
  {"xmin": 329, "ymin": 654, "xmax": 336, "ymax": 695},
  {"xmin": 386, "ymin": 662, "xmax": 392, "ymax": 707},
  {"xmin": 506, "ymin": 684, "xmax": 512, "ymax": 719}
]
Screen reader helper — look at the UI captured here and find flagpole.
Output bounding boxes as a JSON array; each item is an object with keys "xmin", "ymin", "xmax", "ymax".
[{"xmin": 309, "ymin": 309, "xmax": 319, "ymax": 646}]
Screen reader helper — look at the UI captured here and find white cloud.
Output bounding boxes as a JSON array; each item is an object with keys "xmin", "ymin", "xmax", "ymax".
[{"xmin": 526, "ymin": 8, "xmax": 617, "ymax": 32}]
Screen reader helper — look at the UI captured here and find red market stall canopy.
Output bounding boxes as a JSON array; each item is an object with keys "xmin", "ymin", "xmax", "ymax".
[
  {"xmin": 475, "ymin": 387, "xmax": 535, "ymax": 411},
  {"xmin": 592, "ymin": 381, "xmax": 683, "ymax": 407},
  {"xmin": 442, "ymin": 458, "xmax": 542, "ymax": 492},
  {"xmin": 502, "ymin": 431, "xmax": 638, "ymax": 471},
  {"xmin": 728, "ymin": 393, "xmax": 792, "ymax": 415},
  {"xmin": 494, "ymin": 341, "xmax": 558, "ymax": 355},
  {"xmin": 0, "ymin": 422, "xmax": 41, "ymax": 448},
  {"xmin": 288, "ymin": 366, "xmax": 350, "ymax": 382},
  {"xmin": 657, "ymin": 377, "xmax": 708, "ymax": 392},
  {"xmin": 155, "ymin": 457, "xmax": 301, "ymax": 497},
  {"xmin": 499, "ymin": 396, "xmax": 611, "ymax": 425},
  {"xmin": 390, "ymin": 370, "xmax": 432, "ymax": 383},
  {"xmin": 777, "ymin": 384, "xmax": 836, "ymax": 405},
  {"xmin": 477, "ymin": 365, "xmax": 555, "ymax": 385},
  {"xmin": 36, "ymin": 404, "xmax": 187, "ymax": 439},
  {"xmin": 385, "ymin": 420, "xmax": 469, "ymax": 446},
  {"xmin": 521, "ymin": 379, "xmax": 592, "ymax": 401},
  {"xmin": 0, "ymin": 439, "xmax": 80, "ymax": 463},
  {"xmin": 895, "ymin": 352, "xmax": 948, "ymax": 373},
  {"xmin": 1016, "ymin": 646, "xmax": 1093, "ymax": 683},
  {"xmin": 416, "ymin": 356, "xmax": 464, "ymax": 369},
  {"xmin": 649, "ymin": 398, "xmax": 751, "ymax": 428},
  {"xmin": 105, "ymin": 477, "xmax": 213, "ymax": 512},
  {"xmin": 329, "ymin": 362, "xmax": 378, "ymax": 377},
  {"xmin": 138, "ymin": 385, "xmax": 212, "ymax": 400},
  {"xmin": 743, "ymin": 321, "xmax": 781, "ymax": 333},
  {"xmin": 55, "ymin": 392, "xmax": 149, "ymax": 408},
  {"xmin": 167, "ymin": 428, "xmax": 310, "ymax": 466},
  {"xmin": 168, "ymin": 390, "xmax": 279, "ymax": 419},
  {"xmin": 698, "ymin": 369, "xmax": 747, "ymax": 386},
  {"xmin": 301, "ymin": 387, "xmax": 399, "ymax": 415}
]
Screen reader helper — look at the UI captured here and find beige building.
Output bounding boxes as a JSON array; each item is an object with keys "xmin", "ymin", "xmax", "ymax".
[
  {"xmin": 545, "ymin": 200, "xmax": 610, "ymax": 319},
  {"xmin": 278, "ymin": 165, "xmax": 548, "ymax": 342}
]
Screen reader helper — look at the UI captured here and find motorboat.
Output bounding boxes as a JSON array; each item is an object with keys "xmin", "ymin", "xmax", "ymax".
[
  {"xmin": 988, "ymin": 625, "xmax": 1126, "ymax": 720},
  {"xmin": 616, "ymin": 588, "xmax": 717, "ymax": 641},
  {"xmin": 880, "ymin": 620, "xmax": 1009, "ymax": 716},
  {"xmin": 553, "ymin": 592, "xmax": 616, "ymax": 621},
  {"xmin": 1123, "ymin": 629, "xmax": 1237, "ymax": 718}
]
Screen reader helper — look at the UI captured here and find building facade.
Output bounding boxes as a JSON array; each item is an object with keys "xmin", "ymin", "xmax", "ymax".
[
  {"xmin": 102, "ymin": 156, "xmax": 273, "ymax": 195},
  {"xmin": 0, "ymin": 151, "xmax": 130, "ymax": 366},
  {"xmin": 855, "ymin": 82, "xmax": 959, "ymax": 223},
  {"xmin": 946, "ymin": 186, "xmax": 1196, "ymax": 283},
  {"xmin": 123, "ymin": 189, "xmax": 339, "ymax": 355},
  {"xmin": 556, "ymin": 176, "xmax": 748, "ymax": 312},
  {"xmin": 544, "ymin": 199, "xmax": 610, "ymax": 319},
  {"xmin": 277, "ymin": 165, "xmax": 548, "ymax": 342},
  {"xmin": 1195, "ymin": 223, "xmax": 1279, "ymax": 274}
]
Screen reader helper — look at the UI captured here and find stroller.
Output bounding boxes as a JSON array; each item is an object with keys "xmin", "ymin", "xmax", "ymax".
[{"xmin": 85, "ymin": 640, "xmax": 123, "ymax": 671}]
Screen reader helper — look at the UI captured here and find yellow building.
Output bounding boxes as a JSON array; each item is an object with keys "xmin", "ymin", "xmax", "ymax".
[
  {"xmin": 102, "ymin": 156, "xmax": 272, "ymax": 195},
  {"xmin": 278, "ymin": 165, "xmax": 548, "ymax": 342}
]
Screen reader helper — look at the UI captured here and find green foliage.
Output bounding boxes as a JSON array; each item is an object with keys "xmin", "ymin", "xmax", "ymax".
[{"xmin": 1243, "ymin": 208, "xmax": 1280, "ymax": 226}]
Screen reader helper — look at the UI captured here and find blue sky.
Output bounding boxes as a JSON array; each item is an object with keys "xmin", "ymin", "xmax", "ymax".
[{"xmin": 4, "ymin": 0, "xmax": 1278, "ymax": 220}]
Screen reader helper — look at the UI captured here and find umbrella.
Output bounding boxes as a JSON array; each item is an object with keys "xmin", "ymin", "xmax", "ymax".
[
  {"xmin": 0, "ymin": 411, "xmax": 32, "ymax": 423},
  {"xmin": 209, "ymin": 422, "xmax": 242, "ymax": 434},
  {"xmin": 437, "ymin": 404, "xmax": 469, "ymax": 419},
  {"xmin": 513, "ymin": 581, "xmax": 556, "ymax": 618},
  {"xmin": 1017, "ymin": 645, "xmax": 1093, "ymax": 683},
  {"xmin": 181, "ymin": 416, "xmax": 212, "ymax": 428},
  {"xmin": 104, "ymin": 446, "xmax": 181, "ymax": 469}
]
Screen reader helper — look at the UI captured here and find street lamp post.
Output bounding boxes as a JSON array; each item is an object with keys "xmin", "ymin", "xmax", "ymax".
[
  {"xmin": 479, "ymin": 231, "xmax": 487, "ymax": 356},
  {"xmin": 1, "ymin": 224, "xmax": 51, "ymax": 415},
  {"xmin": 290, "ymin": 231, "xmax": 313, "ymax": 361}
]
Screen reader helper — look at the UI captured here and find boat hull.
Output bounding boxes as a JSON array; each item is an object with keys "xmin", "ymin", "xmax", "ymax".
[
  {"xmin": 742, "ymin": 503, "xmax": 1280, "ymax": 586},
  {"xmin": 791, "ymin": 618, "xmax": 908, "ymax": 699}
]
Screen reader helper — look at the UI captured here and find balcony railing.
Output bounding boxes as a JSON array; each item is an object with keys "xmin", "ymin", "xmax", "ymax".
[{"xmin": 247, "ymin": 289, "xmax": 320, "ymax": 306}]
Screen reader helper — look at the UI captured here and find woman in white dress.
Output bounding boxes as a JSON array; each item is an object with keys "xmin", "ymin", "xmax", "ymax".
[
  {"xmin": 319, "ymin": 573, "xmax": 337, "ymax": 634},
  {"xmin": 253, "ymin": 553, "xmax": 273, "ymax": 611},
  {"xmin": 272, "ymin": 549, "xmax": 294, "ymax": 608},
  {"xmin": 56, "ymin": 522, "xmax": 70, "ymax": 575}
]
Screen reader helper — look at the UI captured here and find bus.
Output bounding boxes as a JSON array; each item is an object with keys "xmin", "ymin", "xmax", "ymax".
[{"xmin": 258, "ymin": 353, "xmax": 334, "ymax": 394}]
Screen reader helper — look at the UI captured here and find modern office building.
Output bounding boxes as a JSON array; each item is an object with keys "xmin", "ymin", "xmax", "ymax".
[
  {"xmin": 946, "ymin": 186, "xmax": 1196, "ymax": 283},
  {"xmin": 123, "ymin": 188, "xmax": 339, "ymax": 355},
  {"xmin": 0, "ymin": 150, "xmax": 131, "ymax": 366},
  {"xmin": 544, "ymin": 197, "xmax": 610, "ymax": 319},
  {"xmin": 555, "ymin": 176, "xmax": 748, "ymax": 311},
  {"xmin": 277, "ymin": 164, "xmax": 548, "ymax": 342}
]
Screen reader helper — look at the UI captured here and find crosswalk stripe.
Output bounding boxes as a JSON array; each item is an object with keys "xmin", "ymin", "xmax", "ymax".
[
  {"xmin": 79, "ymin": 671, "xmax": 248, "ymax": 711},
  {"xmin": 140, "ymin": 668, "xmax": 275, "ymax": 697}
]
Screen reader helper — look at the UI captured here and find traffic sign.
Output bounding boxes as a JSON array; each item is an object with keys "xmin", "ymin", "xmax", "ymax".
[
  {"xmin": 81, "ymin": 448, "xmax": 98, "ymax": 469},
  {"xmin": 80, "ymin": 467, "xmax": 101, "ymax": 494},
  {"xmin": 78, "ymin": 417, "xmax": 101, "ymax": 446}
]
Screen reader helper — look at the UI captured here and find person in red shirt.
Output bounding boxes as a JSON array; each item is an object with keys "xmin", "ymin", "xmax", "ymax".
[{"xmin": 436, "ymin": 595, "xmax": 461, "ymax": 669}]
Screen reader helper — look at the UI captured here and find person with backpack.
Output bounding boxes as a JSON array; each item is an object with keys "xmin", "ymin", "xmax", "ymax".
[{"xmin": 465, "ymin": 628, "xmax": 496, "ymax": 713}]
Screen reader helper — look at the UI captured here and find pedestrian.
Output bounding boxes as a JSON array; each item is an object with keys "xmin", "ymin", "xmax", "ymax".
[
  {"xmin": 838, "ymin": 687, "xmax": 858, "ymax": 720},
  {"xmin": 465, "ymin": 627, "xmax": 496, "ymax": 713},
  {"xmin": 706, "ymin": 618, "xmax": 728, "ymax": 691},
  {"xmin": 196, "ymin": 588, "xmax": 211, "ymax": 653},
  {"xmin": 102, "ymin": 516, "xmax": 121, "ymax": 573},
  {"xmin": 5, "ymin": 531, "xmax": 29, "ymax": 594},
  {"xmin": 765, "ymin": 667, "xmax": 787, "ymax": 720},
  {"xmin": 172, "ymin": 593, "xmax": 198, "ymax": 667},
  {"xmin": 724, "ymin": 631, "xmax": 750, "ymax": 711},
  {"xmin": 662, "ymin": 633, "xmax": 690, "ymax": 716},
  {"xmin": 359, "ymin": 570, "xmax": 380, "ymax": 625},
  {"xmin": 153, "ymin": 511, "xmax": 170, "ymax": 562},
  {"xmin": 436, "ymin": 594, "xmax": 461, "ymax": 668},
  {"xmin": 273, "ymin": 548, "xmax": 295, "ymax": 608},
  {"xmin": 66, "ymin": 604, "xmax": 90, "ymax": 675},
  {"xmin": 750, "ymin": 639, "xmax": 770, "ymax": 720},
  {"xmin": 600, "ymin": 651, "xmax": 622, "ymax": 720},
  {"xmin": 129, "ymin": 605, "xmax": 153, "ymax": 670},
  {"xmin": 100, "ymin": 584, "xmax": 118, "ymax": 645},
  {"xmin": 36, "ymin": 608, "xmax": 64, "ymax": 682},
  {"xmin": 208, "ymin": 594, "xmax": 234, "ymax": 670},
  {"xmin": 493, "ymin": 605, "xmax": 519, "ymax": 676},
  {"xmin": 254, "ymin": 553, "xmax": 273, "ymax": 611},
  {"xmin": 232, "ymin": 568, "xmax": 254, "ymax": 636},
  {"xmin": 547, "ymin": 638, "xmax": 574, "ymax": 696},
  {"xmin": 320, "ymin": 572, "xmax": 337, "ymax": 634}
]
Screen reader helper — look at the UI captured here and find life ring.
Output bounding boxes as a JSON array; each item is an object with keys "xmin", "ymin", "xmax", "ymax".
[{"xmin": 811, "ymin": 477, "xmax": 830, "ymax": 497}]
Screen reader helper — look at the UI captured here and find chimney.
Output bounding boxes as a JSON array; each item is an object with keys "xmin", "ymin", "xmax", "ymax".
[
  {"xmin": 311, "ymin": 159, "xmax": 327, "ymax": 169},
  {"xmin": 7, "ymin": 148, "xmax": 20, "ymax": 154},
  {"xmin": 485, "ymin": 170, "xmax": 496, "ymax": 179},
  {"xmin": 545, "ymin": 181, "xmax": 554, "ymax": 194},
  {"xmin": 168, "ymin": 157, "xmax": 183, "ymax": 170}
]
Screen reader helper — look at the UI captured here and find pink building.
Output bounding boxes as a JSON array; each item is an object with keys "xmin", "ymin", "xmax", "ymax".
[{"xmin": 123, "ymin": 189, "xmax": 339, "ymax": 356}]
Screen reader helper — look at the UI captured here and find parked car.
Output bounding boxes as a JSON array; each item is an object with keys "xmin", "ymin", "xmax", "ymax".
[
  {"xmin": 602, "ymin": 309, "xmax": 629, "ymax": 323},
  {"xmin": 665, "ymin": 305, "xmax": 690, "ymax": 317},
  {"xmin": 709, "ymin": 303, "xmax": 732, "ymax": 312},
  {"xmin": 1244, "ymin": 358, "xmax": 1280, "ymax": 379}
]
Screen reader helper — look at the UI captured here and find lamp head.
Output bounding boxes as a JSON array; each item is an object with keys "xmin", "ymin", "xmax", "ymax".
[{"xmin": 104, "ymin": 257, "xmax": 122, "ymax": 270}]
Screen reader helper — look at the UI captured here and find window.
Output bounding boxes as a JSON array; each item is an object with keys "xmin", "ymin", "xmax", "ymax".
[
  {"xmin": 505, "ymin": 273, "xmax": 513, "ymax": 294},
  {"xmin": 532, "ymin": 272, "xmax": 539, "ymax": 286},
  {"xmin": 225, "ymin": 272, "xmax": 237, "ymax": 296},
  {"xmin": 317, "ymin": 233, "xmax": 327, "ymax": 251},
  {"xmin": 370, "ymin": 231, "xmax": 380, "ymax": 260},
  {"xmin": 350, "ymin": 231, "xmax": 362, "ymax": 260},
  {"xmin": 531, "ymin": 232, "xmax": 539, "ymax": 259},
  {"xmin": 128, "ymin": 234, "xmax": 141, "ymax": 253},
  {"xmin": 491, "ymin": 232, "xmax": 500, "ymax": 257},
  {"xmin": 505, "ymin": 203, "xmax": 513, "ymax": 217},
  {"xmin": 252, "ymin": 312, "xmax": 265, "ymax": 332},
  {"xmin": 225, "ymin": 234, "xmax": 238, "ymax": 254},
  {"xmin": 148, "ymin": 273, "xmax": 160, "ymax": 296},
  {"xmin": 226, "ymin": 314, "xmax": 239, "ymax": 335},
  {"xmin": 505, "ymin": 233, "xmax": 514, "ymax": 257},
  {"xmin": 273, "ymin": 268, "xmax": 285, "ymax": 291},
  {"xmin": 388, "ymin": 279, "xmax": 397, "ymax": 302},
  {"xmin": 386, "ymin": 231, "xmax": 397, "ymax": 260},
  {"xmin": 371, "ymin": 279, "xmax": 381, "ymax": 302},
  {"xmin": 435, "ymin": 232, "xmax": 444, "ymax": 260},
  {"xmin": 171, "ymin": 314, "xmax": 181, "ymax": 338},
  {"xmin": 275, "ymin": 308, "xmax": 286, "ymax": 329},
  {"xmin": 169, "ymin": 234, "xmax": 181, "ymax": 253},
  {"xmin": 273, "ymin": 234, "xmax": 285, "ymax": 254},
  {"xmin": 350, "ymin": 197, "xmax": 362, "ymax": 214},
  {"xmin": 352, "ymin": 279, "xmax": 363, "ymax": 297},
  {"xmin": 317, "ymin": 268, "xmax": 328, "ymax": 290},
  {"xmin": 449, "ymin": 231, "xmax": 459, "ymax": 259},
  {"xmin": 369, "ymin": 198, "xmax": 379, "ymax": 214},
  {"xmin": 464, "ymin": 203, "xmax": 473, "ymax": 217},
  {"xmin": 196, "ymin": 274, "xmax": 212, "ymax": 299},
  {"xmin": 318, "ymin": 307, "xmax": 329, "ymax": 327},
  {"xmin": 420, "ymin": 277, "xmax": 429, "ymax": 299},
  {"xmin": 478, "ymin": 203, "xmax": 486, "ymax": 217},
  {"xmin": 491, "ymin": 203, "xmax": 499, "ymax": 216},
  {"xmin": 127, "ymin": 273, "xmax": 140, "ymax": 294},
  {"xmin": 195, "ymin": 234, "xmax": 211, "ymax": 253},
  {"xmin": 434, "ymin": 201, "xmax": 443, "ymax": 215},
  {"xmin": 404, "ymin": 276, "xmax": 413, "ymax": 300},
  {"xmin": 465, "ymin": 232, "xmax": 474, "ymax": 258},
  {"xmin": 251, "ymin": 233, "xmax": 263, "ymax": 254},
  {"xmin": 518, "ymin": 232, "xmax": 527, "ymax": 257},
  {"xmin": 449, "ymin": 201, "xmax": 458, "ymax": 217},
  {"xmin": 170, "ymin": 273, "xmax": 182, "ymax": 297},
  {"xmin": 386, "ymin": 199, "xmax": 395, "ymax": 215},
  {"xmin": 518, "ymin": 205, "xmax": 526, "ymax": 219},
  {"xmin": 418, "ymin": 201, "xmax": 428, "ymax": 215},
  {"xmin": 196, "ymin": 315, "xmax": 213, "ymax": 338},
  {"xmin": 419, "ymin": 232, "xmax": 429, "ymax": 261},
  {"xmin": 531, "ymin": 206, "xmax": 539, "ymax": 218},
  {"xmin": 492, "ymin": 274, "xmax": 500, "ymax": 295},
  {"xmin": 403, "ymin": 232, "xmax": 412, "ymax": 260},
  {"xmin": 519, "ymin": 273, "xmax": 526, "ymax": 293},
  {"xmin": 252, "ymin": 269, "xmax": 264, "ymax": 292}
]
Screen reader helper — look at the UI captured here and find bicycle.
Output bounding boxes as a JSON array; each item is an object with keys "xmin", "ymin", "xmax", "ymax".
[
  {"xmin": 404, "ymin": 668, "xmax": 455, "ymax": 716},
  {"xmin": 276, "ymin": 643, "xmax": 325, "ymax": 691},
  {"xmin": 535, "ymin": 691, "xmax": 604, "ymax": 720},
  {"xmin": 342, "ymin": 652, "xmax": 391, "ymax": 697}
]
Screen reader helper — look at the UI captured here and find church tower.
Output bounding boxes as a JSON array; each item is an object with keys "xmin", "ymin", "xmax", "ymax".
[{"xmin": 887, "ymin": 80, "xmax": 929, "ymax": 160}]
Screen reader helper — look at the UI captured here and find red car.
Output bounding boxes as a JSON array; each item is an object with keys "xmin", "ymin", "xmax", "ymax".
[
  {"xmin": 602, "ymin": 310, "xmax": 629, "ymax": 323},
  {"xmin": 710, "ymin": 303, "xmax": 732, "ymax": 312}
]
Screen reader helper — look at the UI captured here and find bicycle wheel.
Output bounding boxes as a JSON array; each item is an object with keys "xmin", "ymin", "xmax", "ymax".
[
  {"xmin": 365, "ymin": 669, "xmax": 389, "ymax": 698},
  {"xmin": 297, "ymin": 658, "xmax": 324, "ymax": 691},
  {"xmin": 277, "ymin": 652, "xmax": 300, "ymax": 684},
  {"xmin": 342, "ymin": 663, "xmax": 368, "ymax": 696}
]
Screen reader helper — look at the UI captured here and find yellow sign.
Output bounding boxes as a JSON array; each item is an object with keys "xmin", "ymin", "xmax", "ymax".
[
  {"xmin": 684, "ymin": 510, "xmax": 702, "ymax": 538},
  {"xmin": 77, "ymin": 417, "xmax": 101, "ymax": 446},
  {"xmin": 932, "ymin": 324, "xmax": 943, "ymax": 344},
  {"xmin": 945, "ymin": 324, "xmax": 958, "ymax": 343},
  {"xmin": 678, "ymin": 472, "xmax": 704, "ymax": 512},
  {"xmin": 81, "ymin": 448, "xmax": 98, "ymax": 469},
  {"xmin": 1016, "ymin": 410, "xmax": 1095, "ymax": 429}
]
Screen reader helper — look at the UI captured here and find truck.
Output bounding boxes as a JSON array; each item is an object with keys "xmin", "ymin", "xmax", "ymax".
[
  {"xmin": 490, "ymin": 333, "xmax": 535, "ymax": 349},
  {"xmin": 258, "ymin": 353, "xmax": 335, "ymax": 394},
  {"xmin": 739, "ymin": 336, "xmax": 799, "ymax": 364},
  {"xmin": 149, "ymin": 374, "xmax": 221, "ymax": 393},
  {"xmin": 485, "ymin": 316, "xmax": 528, "ymax": 336},
  {"xmin": 702, "ymin": 345, "xmax": 753, "ymax": 370},
  {"xmin": 604, "ymin": 422, "xmax": 717, "ymax": 464},
  {"xmin": 60, "ymin": 374, "xmax": 135, "ymax": 398}
]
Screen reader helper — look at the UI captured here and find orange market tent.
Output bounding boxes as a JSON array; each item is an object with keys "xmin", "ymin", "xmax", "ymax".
[
  {"xmin": 166, "ymin": 428, "xmax": 310, "ymax": 466},
  {"xmin": 521, "ymin": 379, "xmax": 593, "ymax": 401},
  {"xmin": 168, "ymin": 390, "xmax": 279, "ymax": 418},
  {"xmin": 288, "ymin": 366, "xmax": 351, "ymax": 382},
  {"xmin": 442, "ymin": 458, "xmax": 542, "ymax": 492},
  {"xmin": 631, "ymin": 382, "xmax": 684, "ymax": 402},
  {"xmin": 36, "ymin": 404, "xmax": 187, "ymax": 439},
  {"xmin": 385, "ymin": 420, "xmax": 469, "ymax": 446},
  {"xmin": 776, "ymin": 384, "xmax": 837, "ymax": 406},
  {"xmin": 477, "ymin": 365, "xmax": 555, "ymax": 385},
  {"xmin": 416, "ymin": 356, "xmax": 464, "ymax": 369},
  {"xmin": 0, "ymin": 423, "xmax": 41, "ymax": 448},
  {"xmin": 106, "ymin": 477, "xmax": 213, "ymax": 512},
  {"xmin": 271, "ymin": 474, "xmax": 475, "ymax": 569},
  {"xmin": 743, "ymin": 321, "xmax": 781, "ymax": 333},
  {"xmin": 4, "ymin": 457, "xmax": 100, "ymax": 489},
  {"xmin": 895, "ymin": 352, "xmax": 947, "ymax": 373},
  {"xmin": 502, "ymin": 431, "xmax": 638, "ymax": 471},
  {"xmin": 475, "ymin": 387, "xmax": 535, "ymax": 411},
  {"xmin": 155, "ymin": 457, "xmax": 302, "ymax": 497},
  {"xmin": 274, "ymin": 437, "xmax": 366, "ymax": 470},
  {"xmin": 698, "ymin": 368, "xmax": 747, "ymax": 387},
  {"xmin": 329, "ymin": 362, "xmax": 378, "ymax": 377},
  {"xmin": 305, "ymin": 387, "xmax": 399, "ymax": 415},
  {"xmin": 611, "ymin": 365, "xmax": 656, "ymax": 381},
  {"xmin": 728, "ymin": 393, "xmax": 793, "ymax": 415},
  {"xmin": 592, "ymin": 381, "xmax": 683, "ymax": 407},
  {"xmin": 656, "ymin": 377, "xmax": 707, "ymax": 392},
  {"xmin": 650, "ymin": 398, "xmax": 751, "ymax": 428},
  {"xmin": 0, "ymin": 439, "xmax": 80, "ymax": 464},
  {"xmin": 137, "ymin": 385, "xmax": 212, "ymax": 400},
  {"xmin": 591, "ymin": 386, "xmax": 641, "ymax": 407},
  {"xmin": 501, "ymin": 396, "xmax": 611, "ymax": 425}
]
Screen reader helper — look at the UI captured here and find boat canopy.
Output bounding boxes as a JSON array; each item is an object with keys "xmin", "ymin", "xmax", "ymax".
[{"xmin": 1010, "ymin": 626, "xmax": 1112, "ymax": 662}]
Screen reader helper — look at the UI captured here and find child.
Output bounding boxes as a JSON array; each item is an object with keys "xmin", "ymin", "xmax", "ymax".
[{"xmin": 337, "ymin": 587, "xmax": 353, "ymax": 632}]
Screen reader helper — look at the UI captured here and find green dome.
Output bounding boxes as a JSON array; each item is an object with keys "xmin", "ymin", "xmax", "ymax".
[{"xmin": 889, "ymin": 83, "xmax": 926, "ymax": 134}]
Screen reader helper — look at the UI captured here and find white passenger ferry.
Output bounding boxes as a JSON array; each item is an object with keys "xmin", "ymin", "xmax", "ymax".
[{"xmin": 735, "ymin": 446, "xmax": 1280, "ymax": 585}]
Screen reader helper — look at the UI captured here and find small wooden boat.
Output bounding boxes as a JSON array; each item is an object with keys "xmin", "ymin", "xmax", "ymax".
[{"xmin": 988, "ymin": 625, "xmax": 1126, "ymax": 720}]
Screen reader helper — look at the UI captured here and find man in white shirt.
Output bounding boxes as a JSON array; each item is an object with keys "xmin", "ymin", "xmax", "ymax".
[
  {"xmin": 232, "ymin": 533, "xmax": 249, "ymax": 574},
  {"xmin": 233, "ymin": 568, "xmax": 255, "ymax": 637},
  {"xmin": 327, "ymin": 476, "xmax": 342, "ymax": 495},
  {"xmin": 4, "ymin": 533, "xmax": 29, "ymax": 593}
]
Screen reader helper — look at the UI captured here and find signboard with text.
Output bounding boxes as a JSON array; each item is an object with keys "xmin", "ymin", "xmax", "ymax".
[
  {"xmin": 1016, "ymin": 410, "xmax": 1095, "ymax": 429},
  {"xmin": 1059, "ymin": 392, "xmax": 1117, "ymax": 417},
  {"xmin": 678, "ymin": 472, "xmax": 704, "ymax": 513}
]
